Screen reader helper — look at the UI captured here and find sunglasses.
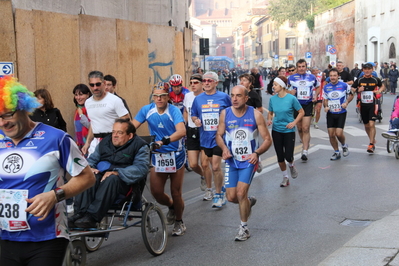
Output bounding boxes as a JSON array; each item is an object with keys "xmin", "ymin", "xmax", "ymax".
[
  {"xmin": 288, "ymin": 69, "xmax": 295, "ymax": 72},
  {"xmin": 202, "ymin": 79, "xmax": 215, "ymax": 83},
  {"xmin": 0, "ymin": 111, "xmax": 16, "ymax": 120},
  {"xmin": 190, "ymin": 81, "xmax": 201, "ymax": 85},
  {"xmin": 89, "ymin": 82, "xmax": 102, "ymax": 87},
  {"xmin": 152, "ymin": 93, "xmax": 169, "ymax": 98}
]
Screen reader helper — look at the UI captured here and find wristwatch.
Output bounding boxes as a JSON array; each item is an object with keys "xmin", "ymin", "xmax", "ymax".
[
  {"xmin": 53, "ymin": 188, "xmax": 66, "ymax": 202},
  {"xmin": 161, "ymin": 136, "xmax": 171, "ymax": 146}
]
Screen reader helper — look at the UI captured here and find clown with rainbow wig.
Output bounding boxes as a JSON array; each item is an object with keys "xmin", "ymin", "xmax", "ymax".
[{"xmin": 0, "ymin": 76, "xmax": 95, "ymax": 265}]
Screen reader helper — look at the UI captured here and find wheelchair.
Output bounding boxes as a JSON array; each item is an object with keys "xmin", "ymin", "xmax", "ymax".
[{"xmin": 64, "ymin": 136, "xmax": 167, "ymax": 266}]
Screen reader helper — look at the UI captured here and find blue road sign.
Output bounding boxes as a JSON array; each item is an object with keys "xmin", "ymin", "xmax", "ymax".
[
  {"xmin": 0, "ymin": 62, "xmax": 14, "ymax": 76},
  {"xmin": 326, "ymin": 45, "xmax": 333, "ymax": 52},
  {"xmin": 305, "ymin": 52, "xmax": 312, "ymax": 59},
  {"xmin": 274, "ymin": 55, "xmax": 279, "ymax": 59}
]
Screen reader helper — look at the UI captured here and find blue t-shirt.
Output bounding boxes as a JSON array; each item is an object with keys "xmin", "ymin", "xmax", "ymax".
[
  {"xmin": 269, "ymin": 93, "xmax": 302, "ymax": 133},
  {"xmin": 0, "ymin": 123, "xmax": 88, "ymax": 242},
  {"xmin": 134, "ymin": 103, "xmax": 185, "ymax": 153},
  {"xmin": 323, "ymin": 81, "xmax": 352, "ymax": 114},
  {"xmin": 288, "ymin": 73, "xmax": 319, "ymax": 105},
  {"xmin": 191, "ymin": 91, "xmax": 232, "ymax": 148},
  {"xmin": 224, "ymin": 106, "xmax": 258, "ymax": 169}
]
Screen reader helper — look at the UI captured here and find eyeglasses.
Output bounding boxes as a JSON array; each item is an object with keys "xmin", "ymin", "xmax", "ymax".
[
  {"xmin": 202, "ymin": 79, "xmax": 215, "ymax": 83},
  {"xmin": 152, "ymin": 93, "xmax": 169, "ymax": 98},
  {"xmin": 0, "ymin": 111, "xmax": 16, "ymax": 120},
  {"xmin": 190, "ymin": 81, "xmax": 200, "ymax": 85},
  {"xmin": 288, "ymin": 69, "xmax": 296, "ymax": 72},
  {"xmin": 89, "ymin": 82, "xmax": 102, "ymax": 87}
]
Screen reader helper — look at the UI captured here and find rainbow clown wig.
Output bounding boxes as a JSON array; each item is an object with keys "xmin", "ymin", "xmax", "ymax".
[{"xmin": 0, "ymin": 76, "xmax": 40, "ymax": 113}]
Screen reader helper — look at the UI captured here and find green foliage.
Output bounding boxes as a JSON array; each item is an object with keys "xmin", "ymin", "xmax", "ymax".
[
  {"xmin": 305, "ymin": 14, "xmax": 315, "ymax": 32},
  {"xmin": 269, "ymin": 0, "xmax": 351, "ymax": 26}
]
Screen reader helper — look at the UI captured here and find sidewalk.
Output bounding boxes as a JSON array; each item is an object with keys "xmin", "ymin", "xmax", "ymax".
[{"xmin": 318, "ymin": 209, "xmax": 399, "ymax": 266}]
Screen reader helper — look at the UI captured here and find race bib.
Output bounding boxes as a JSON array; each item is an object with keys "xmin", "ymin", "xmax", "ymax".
[
  {"xmin": 154, "ymin": 153, "xmax": 176, "ymax": 173},
  {"xmin": 328, "ymin": 99, "xmax": 342, "ymax": 113},
  {"xmin": 297, "ymin": 86, "xmax": 310, "ymax": 100},
  {"xmin": 0, "ymin": 189, "xmax": 30, "ymax": 232},
  {"xmin": 231, "ymin": 130, "xmax": 253, "ymax": 161},
  {"xmin": 361, "ymin": 91, "xmax": 373, "ymax": 104},
  {"xmin": 202, "ymin": 113, "xmax": 219, "ymax": 131}
]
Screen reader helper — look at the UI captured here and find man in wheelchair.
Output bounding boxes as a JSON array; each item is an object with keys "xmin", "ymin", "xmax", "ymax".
[{"xmin": 68, "ymin": 118, "xmax": 150, "ymax": 228}]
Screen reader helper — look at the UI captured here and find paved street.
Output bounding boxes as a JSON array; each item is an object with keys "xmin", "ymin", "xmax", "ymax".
[{"xmin": 83, "ymin": 91, "xmax": 399, "ymax": 266}]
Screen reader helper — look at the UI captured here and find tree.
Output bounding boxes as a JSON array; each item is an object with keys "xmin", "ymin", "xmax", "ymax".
[{"xmin": 269, "ymin": 0, "xmax": 351, "ymax": 26}]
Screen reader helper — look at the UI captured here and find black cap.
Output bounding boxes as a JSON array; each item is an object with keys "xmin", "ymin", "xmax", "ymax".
[{"xmin": 362, "ymin": 63, "xmax": 373, "ymax": 69}]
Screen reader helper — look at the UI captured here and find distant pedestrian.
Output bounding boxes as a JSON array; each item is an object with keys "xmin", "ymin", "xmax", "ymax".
[{"xmin": 388, "ymin": 64, "xmax": 399, "ymax": 94}]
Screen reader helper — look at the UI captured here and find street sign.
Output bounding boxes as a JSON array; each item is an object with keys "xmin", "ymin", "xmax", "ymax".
[
  {"xmin": 0, "ymin": 62, "xmax": 14, "ymax": 77},
  {"xmin": 274, "ymin": 54, "xmax": 279, "ymax": 61},
  {"xmin": 326, "ymin": 45, "xmax": 333, "ymax": 56},
  {"xmin": 305, "ymin": 52, "xmax": 312, "ymax": 59},
  {"xmin": 328, "ymin": 47, "xmax": 337, "ymax": 55},
  {"xmin": 287, "ymin": 53, "xmax": 294, "ymax": 61}
]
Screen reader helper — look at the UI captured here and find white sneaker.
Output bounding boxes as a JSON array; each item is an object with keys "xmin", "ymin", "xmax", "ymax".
[
  {"xmin": 172, "ymin": 221, "xmax": 186, "ymax": 236},
  {"xmin": 166, "ymin": 209, "xmax": 175, "ymax": 225},
  {"xmin": 235, "ymin": 226, "xmax": 250, "ymax": 241},
  {"xmin": 289, "ymin": 165, "xmax": 298, "ymax": 179},
  {"xmin": 280, "ymin": 177, "xmax": 290, "ymax": 187},
  {"xmin": 314, "ymin": 124, "xmax": 319, "ymax": 129},
  {"xmin": 200, "ymin": 176, "xmax": 207, "ymax": 191},
  {"xmin": 212, "ymin": 194, "xmax": 223, "ymax": 208},
  {"xmin": 67, "ymin": 204, "xmax": 74, "ymax": 214},
  {"xmin": 342, "ymin": 145, "xmax": 349, "ymax": 157},
  {"xmin": 203, "ymin": 189, "xmax": 213, "ymax": 201},
  {"xmin": 256, "ymin": 160, "xmax": 263, "ymax": 173}
]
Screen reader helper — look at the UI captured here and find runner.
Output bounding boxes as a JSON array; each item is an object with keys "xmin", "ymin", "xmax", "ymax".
[
  {"xmin": 267, "ymin": 76, "xmax": 304, "ymax": 187},
  {"xmin": 133, "ymin": 83, "xmax": 187, "ymax": 236},
  {"xmin": 323, "ymin": 68, "xmax": 353, "ymax": 160},
  {"xmin": 352, "ymin": 62, "xmax": 385, "ymax": 153},
  {"xmin": 311, "ymin": 66, "xmax": 324, "ymax": 129},
  {"xmin": 216, "ymin": 85, "xmax": 272, "ymax": 241},
  {"xmin": 169, "ymin": 74, "xmax": 190, "ymax": 113},
  {"xmin": 191, "ymin": 71, "xmax": 232, "ymax": 207},
  {"xmin": 0, "ymin": 76, "xmax": 95, "ymax": 265},
  {"xmin": 183, "ymin": 74, "xmax": 210, "ymax": 190},
  {"xmin": 288, "ymin": 59, "xmax": 320, "ymax": 161}
]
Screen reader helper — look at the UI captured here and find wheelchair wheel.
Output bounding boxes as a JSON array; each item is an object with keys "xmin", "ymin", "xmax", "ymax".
[
  {"xmin": 395, "ymin": 144, "xmax": 399, "ymax": 159},
  {"xmin": 387, "ymin": 140, "xmax": 394, "ymax": 153},
  {"xmin": 82, "ymin": 217, "xmax": 107, "ymax": 252},
  {"xmin": 64, "ymin": 239, "xmax": 87, "ymax": 266},
  {"xmin": 141, "ymin": 203, "xmax": 167, "ymax": 256}
]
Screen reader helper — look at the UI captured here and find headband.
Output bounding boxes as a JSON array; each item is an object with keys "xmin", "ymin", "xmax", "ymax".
[
  {"xmin": 190, "ymin": 76, "xmax": 203, "ymax": 82},
  {"xmin": 274, "ymin": 77, "xmax": 287, "ymax": 89}
]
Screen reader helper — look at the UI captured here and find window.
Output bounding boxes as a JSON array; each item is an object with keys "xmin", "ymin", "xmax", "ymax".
[
  {"xmin": 389, "ymin": 43, "xmax": 396, "ymax": 58},
  {"xmin": 221, "ymin": 46, "xmax": 226, "ymax": 54},
  {"xmin": 285, "ymin": 38, "xmax": 295, "ymax": 49}
]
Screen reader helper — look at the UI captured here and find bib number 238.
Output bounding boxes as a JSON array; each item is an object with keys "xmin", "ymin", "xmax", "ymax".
[{"xmin": 0, "ymin": 189, "xmax": 30, "ymax": 232}]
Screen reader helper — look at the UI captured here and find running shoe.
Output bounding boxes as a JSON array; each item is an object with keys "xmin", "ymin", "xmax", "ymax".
[
  {"xmin": 301, "ymin": 151, "xmax": 308, "ymax": 162},
  {"xmin": 166, "ymin": 208, "xmax": 175, "ymax": 225},
  {"xmin": 289, "ymin": 165, "xmax": 298, "ymax": 179},
  {"xmin": 314, "ymin": 124, "xmax": 319, "ymax": 129},
  {"xmin": 212, "ymin": 193, "xmax": 223, "ymax": 208},
  {"xmin": 256, "ymin": 160, "xmax": 263, "ymax": 173},
  {"xmin": 330, "ymin": 153, "xmax": 341, "ymax": 160},
  {"xmin": 235, "ymin": 226, "xmax": 250, "ymax": 241},
  {"xmin": 280, "ymin": 177, "xmax": 290, "ymax": 187},
  {"xmin": 172, "ymin": 221, "xmax": 186, "ymax": 236},
  {"xmin": 200, "ymin": 176, "xmax": 207, "ymax": 191},
  {"xmin": 185, "ymin": 161, "xmax": 193, "ymax": 172},
  {"xmin": 203, "ymin": 189, "xmax": 213, "ymax": 201},
  {"xmin": 367, "ymin": 144, "xmax": 375, "ymax": 153},
  {"xmin": 221, "ymin": 187, "xmax": 227, "ymax": 206},
  {"xmin": 342, "ymin": 145, "xmax": 349, "ymax": 157},
  {"xmin": 382, "ymin": 131, "xmax": 397, "ymax": 139},
  {"xmin": 248, "ymin": 196, "xmax": 257, "ymax": 218}
]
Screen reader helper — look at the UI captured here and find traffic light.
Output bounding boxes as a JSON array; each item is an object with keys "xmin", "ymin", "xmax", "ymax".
[{"xmin": 199, "ymin": 38, "xmax": 209, "ymax": 55}]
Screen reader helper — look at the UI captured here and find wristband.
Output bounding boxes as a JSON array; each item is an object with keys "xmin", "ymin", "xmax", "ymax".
[
  {"xmin": 161, "ymin": 136, "xmax": 171, "ymax": 146},
  {"xmin": 53, "ymin": 188, "xmax": 66, "ymax": 202}
]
